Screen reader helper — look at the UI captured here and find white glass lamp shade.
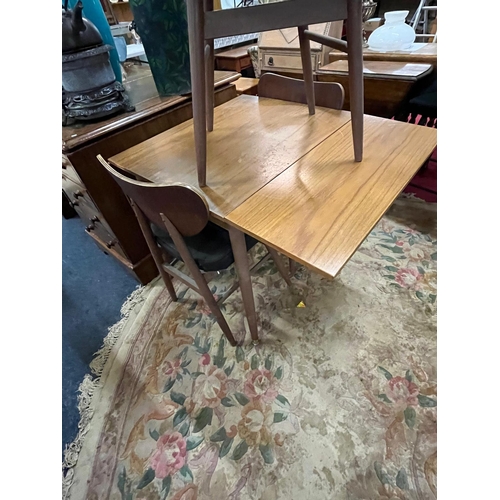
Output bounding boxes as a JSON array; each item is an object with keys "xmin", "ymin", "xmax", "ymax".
[{"xmin": 368, "ymin": 10, "xmax": 416, "ymax": 52}]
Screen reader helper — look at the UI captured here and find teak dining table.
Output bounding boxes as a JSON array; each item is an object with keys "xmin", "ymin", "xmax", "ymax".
[{"xmin": 109, "ymin": 94, "xmax": 436, "ymax": 339}]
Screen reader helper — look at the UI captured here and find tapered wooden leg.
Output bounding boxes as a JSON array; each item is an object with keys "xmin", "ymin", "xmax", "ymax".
[
  {"xmin": 228, "ymin": 227, "xmax": 259, "ymax": 344},
  {"xmin": 130, "ymin": 202, "xmax": 177, "ymax": 301},
  {"xmin": 265, "ymin": 245, "xmax": 292, "ymax": 286},
  {"xmin": 346, "ymin": 0, "xmax": 364, "ymax": 162},
  {"xmin": 204, "ymin": 0, "xmax": 214, "ymax": 132},
  {"xmin": 298, "ymin": 25, "xmax": 315, "ymax": 116},
  {"xmin": 160, "ymin": 214, "xmax": 237, "ymax": 346},
  {"xmin": 289, "ymin": 258, "xmax": 297, "ymax": 276},
  {"xmin": 205, "ymin": 40, "xmax": 215, "ymax": 132},
  {"xmin": 186, "ymin": 0, "xmax": 207, "ymax": 186}
]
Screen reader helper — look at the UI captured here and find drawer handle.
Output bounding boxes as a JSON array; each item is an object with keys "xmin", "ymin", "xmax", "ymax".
[
  {"xmin": 74, "ymin": 190, "xmax": 84, "ymax": 198},
  {"xmin": 91, "ymin": 216, "xmax": 99, "ymax": 223},
  {"xmin": 86, "ymin": 224, "xmax": 95, "ymax": 232},
  {"xmin": 106, "ymin": 240, "xmax": 116, "ymax": 248},
  {"xmin": 268, "ymin": 56, "xmax": 274, "ymax": 66}
]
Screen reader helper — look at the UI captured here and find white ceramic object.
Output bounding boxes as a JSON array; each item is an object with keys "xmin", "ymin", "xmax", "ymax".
[{"xmin": 368, "ymin": 10, "xmax": 416, "ymax": 52}]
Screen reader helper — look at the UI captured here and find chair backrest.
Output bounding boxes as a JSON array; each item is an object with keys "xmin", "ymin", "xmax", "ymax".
[
  {"xmin": 258, "ymin": 72, "xmax": 345, "ymax": 110},
  {"xmin": 97, "ymin": 155, "xmax": 209, "ymax": 237}
]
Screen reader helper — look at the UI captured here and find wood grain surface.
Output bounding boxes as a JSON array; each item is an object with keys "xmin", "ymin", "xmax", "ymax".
[
  {"xmin": 226, "ymin": 115, "xmax": 437, "ymax": 279},
  {"xmin": 110, "ymin": 95, "xmax": 351, "ymax": 218}
]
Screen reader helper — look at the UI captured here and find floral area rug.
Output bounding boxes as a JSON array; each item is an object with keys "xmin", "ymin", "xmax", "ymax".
[{"xmin": 64, "ymin": 196, "xmax": 437, "ymax": 500}]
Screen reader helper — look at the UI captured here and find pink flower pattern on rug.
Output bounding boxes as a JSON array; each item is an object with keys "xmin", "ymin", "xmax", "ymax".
[{"xmin": 150, "ymin": 432, "xmax": 187, "ymax": 479}]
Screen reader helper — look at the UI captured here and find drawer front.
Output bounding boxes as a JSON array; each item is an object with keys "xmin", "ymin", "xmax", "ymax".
[
  {"xmin": 85, "ymin": 220, "xmax": 127, "ymax": 259},
  {"xmin": 62, "ymin": 173, "xmax": 128, "ymax": 260},
  {"xmin": 62, "ymin": 173, "xmax": 88, "ymax": 206},
  {"xmin": 261, "ymin": 51, "xmax": 319, "ymax": 73}
]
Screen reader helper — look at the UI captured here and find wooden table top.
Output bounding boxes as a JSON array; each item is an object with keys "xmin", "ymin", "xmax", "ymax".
[
  {"xmin": 62, "ymin": 66, "xmax": 240, "ymax": 152},
  {"xmin": 317, "ymin": 60, "xmax": 433, "ymax": 80},
  {"xmin": 110, "ymin": 95, "xmax": 351, "ymax": 219},
  {"xmin": 329, "ymin": 43, "xmax": 437, "ymax": 65},
  {"xmin": 110, "ymin": 96, "xmax": 436, "ymax": 280},
  {"xmin": 226, "ymin": 114, "xmax": 437, "ymax": 279}
]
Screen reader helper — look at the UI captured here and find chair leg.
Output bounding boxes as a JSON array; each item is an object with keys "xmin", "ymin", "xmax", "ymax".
[
  {"xmin": 130, "ymin": 202, "xmax": 178, "ymax": 301},
  {"xmin": 289, "ymin": 258, "xmax": 297, "ymax": 276},
  {"xmin": 186, "ymin": 0, "xmax": 207, "ymax": 186},
  {"xmin": 228, "ymin": 227, "xmax": 260, "ymax": 345},
  {"xmin": 204, "ymin": 0, "xmax": 214, "ymax": 132},
  {"xmin": 265, "ymin": 245, "xmax": 292, "ymax": 287},
  {"xmin": 346, "ymin": 0, "xmax": 364, "ymax": 162},
  {"xmin": 298, "ymin": 25, "xmax": 315, "ymax": 116},
  {"xmin": 160, "ymin": 214, "xmax": 237, "ymax": 346},
  {"xmin": 205, "ymin": 40, "xmax": 215, "ymax": 132}
]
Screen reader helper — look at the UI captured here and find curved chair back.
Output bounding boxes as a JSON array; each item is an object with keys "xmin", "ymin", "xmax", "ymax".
[
  {"xmin": 258, "ymin": 73, "xmax": 345, "ymax": 110},
  {"xmin": 97, "ymin": 155, "xmax": 209, "ymax": 237}
]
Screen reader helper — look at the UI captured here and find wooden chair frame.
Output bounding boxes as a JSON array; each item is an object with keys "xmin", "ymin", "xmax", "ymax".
[
  {"xmin": 186, "ymin": 0, "xmax": 364, "ymax": 186},
  {"xmin": 97, "ymin": 155, "xmax": 292, "ymax": 346}
]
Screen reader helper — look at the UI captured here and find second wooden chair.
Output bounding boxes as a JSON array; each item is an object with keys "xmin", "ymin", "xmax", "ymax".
[{"xmin": 97, "ymin": 155, "xmax": 293, "ymax": 346}]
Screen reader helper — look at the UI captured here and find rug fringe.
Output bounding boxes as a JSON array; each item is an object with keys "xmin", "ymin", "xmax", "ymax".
[{"xmin": 62, "ymin": 284, "xmax": 150, "ymax": 499}]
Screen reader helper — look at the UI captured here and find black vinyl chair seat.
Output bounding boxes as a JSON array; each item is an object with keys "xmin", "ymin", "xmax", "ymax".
[{"xmin": 151, "ymin": 221, "xmax": 257, "ymax": 272}]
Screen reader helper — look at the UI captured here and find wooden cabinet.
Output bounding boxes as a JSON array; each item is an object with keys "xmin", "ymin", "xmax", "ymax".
[{"xmin": 62, "ymin": 65, "xmax": 240, "ymax": 284}]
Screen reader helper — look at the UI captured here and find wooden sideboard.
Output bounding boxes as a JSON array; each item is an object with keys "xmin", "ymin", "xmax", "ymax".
[
  {"xmin": 62, "ymin": 65, "xmax": 240, "ymax": 284},
  {"xmin": 316, "ymin": 60, "xmax": 434, "ymax": 118}
]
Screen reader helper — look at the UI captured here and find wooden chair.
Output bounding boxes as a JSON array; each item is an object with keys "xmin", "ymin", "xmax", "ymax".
[
  {"xmin": 97, "ymin": 155, "xmax": 293, "ymax": 346},
  {"xmin": 186, "ymin": 0, "xmax": 364, "ymax": 186}
]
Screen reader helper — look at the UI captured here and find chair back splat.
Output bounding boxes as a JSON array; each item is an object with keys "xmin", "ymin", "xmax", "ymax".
[{"xmin": 97, "ymin": 154, "xmax": 209, "ymax": 237}]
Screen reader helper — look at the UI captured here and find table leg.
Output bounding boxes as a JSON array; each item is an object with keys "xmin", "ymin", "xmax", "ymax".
[
  {"xmin": 347, "ymin": 0, "xmax": 364, "ymax": 162},
  {"xmin": 265, "ymin": 245, "xmax": 293, "ymax": 286},
  {"xmin": 228, "ymin": 227, "xmax": 260, "ymax": 344}
]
